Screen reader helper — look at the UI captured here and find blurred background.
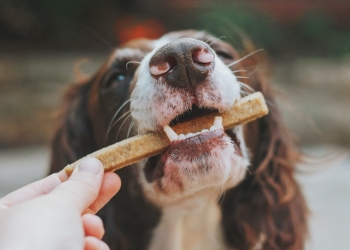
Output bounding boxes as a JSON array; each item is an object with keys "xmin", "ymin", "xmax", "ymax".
[{"xmin": 0, "ymin": 0, "xmax": 349, "ymax": 249}]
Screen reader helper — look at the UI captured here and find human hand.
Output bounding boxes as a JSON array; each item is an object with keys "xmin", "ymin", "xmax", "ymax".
[{"xmin": 0, "ymin": 157, "xmax": 121, "ymax": 250}]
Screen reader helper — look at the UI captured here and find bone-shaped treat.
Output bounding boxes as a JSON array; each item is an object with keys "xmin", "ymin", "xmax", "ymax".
[{"xmin": 64, "ymin": 92, "xmax": 268, "ymax": 175}]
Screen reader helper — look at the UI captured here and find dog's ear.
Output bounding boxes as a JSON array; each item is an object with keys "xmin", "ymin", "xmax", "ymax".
[
  {"xmin": 220, "ymin": 56, "xmax": 308, "ymax": 249},
  {"xmin": 49, "ymin": 78, "xmax": 96, "ymax": 174}
]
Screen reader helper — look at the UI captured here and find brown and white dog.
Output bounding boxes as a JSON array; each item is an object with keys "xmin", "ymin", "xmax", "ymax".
[{"xmin": 50, "ymin": 30, "xmax": 308, "ymax": 250}]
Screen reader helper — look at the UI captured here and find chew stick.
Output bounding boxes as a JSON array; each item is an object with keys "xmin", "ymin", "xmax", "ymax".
[{"xmin": 64, "ymin": 91, "xmax": 268, "ymax": 175}]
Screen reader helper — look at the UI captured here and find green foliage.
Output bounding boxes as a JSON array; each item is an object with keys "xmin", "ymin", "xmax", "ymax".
[
  {"xmin": 197, "ymin": 7, "xmax": 284, "ymax": 53},
  {"xmin": 296, "ymin": 10, "xmax": 350, "ymax": 56},
  {"xmin": 196, "ymin": 7, "xmax": 350, "ymax": 57}
]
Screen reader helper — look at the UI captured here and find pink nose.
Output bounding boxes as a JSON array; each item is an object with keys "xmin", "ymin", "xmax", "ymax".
[
  {"xmin": 150, "ymin": 47, "xmax": 215, "ymax": 76},
  {"xmin": 192, "ymin": 48, "xmax": 215, "ymax": 64}
]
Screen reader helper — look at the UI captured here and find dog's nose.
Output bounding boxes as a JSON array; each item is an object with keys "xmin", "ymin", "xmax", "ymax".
[{"xmin": 149, "ymin": 38, "xmax": 215, "ymax": 89}]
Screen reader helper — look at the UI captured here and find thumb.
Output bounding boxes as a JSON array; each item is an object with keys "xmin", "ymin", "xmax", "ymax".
[{"xmin": 48, "ymin": 157, "xmax": 104, "ymax": 213}]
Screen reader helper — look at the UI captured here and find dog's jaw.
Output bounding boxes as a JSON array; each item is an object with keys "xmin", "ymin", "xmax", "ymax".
[{"xmin": 130, "ymin": 34, "xmax": 250, "ymax": 206}]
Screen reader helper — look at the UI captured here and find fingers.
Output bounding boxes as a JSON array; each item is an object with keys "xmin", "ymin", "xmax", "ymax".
[
  {"xmin": 0, "ymin": 156, "xmax": 121, "ymax": 215},
  {"xmin": 49, "ymin": 157, "xmax": 105, "ymax": 213},
  {"xmin": 84, "ymin": 172, "xmax": 121, "ymax": 214},
  {"xmin": 84, "ymin": 236, "xmax": 110, "ymax": 250},
  {"xmin": 82, "ymin": 214, "xmax": 104, "ymax": 239},
  {"xmin": 0, "ymin": 172, "xmax": 64, "ymax": 208}
]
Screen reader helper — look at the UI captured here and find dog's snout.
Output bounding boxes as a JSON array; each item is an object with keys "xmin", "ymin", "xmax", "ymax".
[{"xmin": 149, "ymin": 39, "xmax": 214, "ymax": 89}]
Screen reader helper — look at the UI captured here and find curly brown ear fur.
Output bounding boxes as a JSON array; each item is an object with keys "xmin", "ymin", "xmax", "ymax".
[
  {"xmin": 220, "ymin": 55, "xmax": 308, "ymax": 250},
  {"xmin": 49, "ymin": 79, "xmax": 96, "ymax": 174}
]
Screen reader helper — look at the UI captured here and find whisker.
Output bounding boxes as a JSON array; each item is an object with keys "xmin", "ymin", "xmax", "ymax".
[
  {"xmin": 107, "ymin": 110, "xmax": 131, "ymax": 138},
  {"xmin": 240, "ymin": 90, "xmax": 251, "ymax": 97},
  {"xmin": 127, "ymin": 118, "xmax": 136, "ymax": 139},
  {"xmin": 191, "ymin": 190, "xmax": 209, "ymax": 208},
  {"xmin": 238, "ymin": 81, "xmax": 255, "ymax": 93},
  {"xmin": 216, "ymin": 184, "xmax": 225, "ymax": 204},
  {"xmin": 227, "ymin": 49, "xmax": 264, "ymax": 67},
  {"xmin": 246, "ymin": 65, "xmax": 260, "ymax": 76},
  {"xmin": 246, "ymin": 167, "xmax": 252, "ymax": 175},
  {"xmin": 231, "ymin": 69, "xmax": 247, "ymax": 73},
  {"xmin": 265, "ymin": 99, "xmax": 275, "ymax": 108},
  {"xmin": 206, "ymin": 36, "xmax": 226, "ymax": 46},
  {"xmin": 116, "ymin": 113, "xmax": 132, "ymax": 140},
  {"xmin": 235, "ymin": 76, "xmax": 250, "ymax": 79},
  {"xmin": 126, "ymin": 61, "xmax": 141, "ymax": 69},
  {"xmin": 107, "ymin": 99, "xmax": 131, "ymax": 134},
  {"xmin": 240, "ymin": 88, "xmax": 254, "ymax": 96}
]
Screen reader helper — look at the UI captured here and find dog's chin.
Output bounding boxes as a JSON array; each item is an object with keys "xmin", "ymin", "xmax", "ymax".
[{"xmin": 139, "ymin": 126, "xmax": 248, "ymax": 206}]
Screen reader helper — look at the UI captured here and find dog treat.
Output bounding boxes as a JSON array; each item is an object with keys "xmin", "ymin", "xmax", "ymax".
[{"xmin": 64, "ymin": 92, "xmax": 268, "ymax": 175}]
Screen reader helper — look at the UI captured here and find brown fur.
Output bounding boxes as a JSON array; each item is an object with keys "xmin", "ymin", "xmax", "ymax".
[{"xmin": 220, "ymin": 54, "xmax": 308, "ymax": 249}]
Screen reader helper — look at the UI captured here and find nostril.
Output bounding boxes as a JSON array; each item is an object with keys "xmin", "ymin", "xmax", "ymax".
[
  {"xmin": 150, "ymin": 62, "xmax": 170, "ymax": 76},
  {"xmin": 192, "ymin": 48, "xmax": 214, "ymax": 64},
  {"xmin": 150, "ymin": 57, "xmax": 177, "ymax": 76}
]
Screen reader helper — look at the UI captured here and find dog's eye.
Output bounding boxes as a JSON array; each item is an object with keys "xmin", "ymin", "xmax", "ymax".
[
  {"xmin": 104, "ymin": 73, "xmax": 127, "ymax": 89},
  {"xmin": 116, "ymin": 74, "xmax": 126, "ymax": 82},
  {"xmin": 216, "ymin": 51, "xmax": 234, "ymax": 60}
]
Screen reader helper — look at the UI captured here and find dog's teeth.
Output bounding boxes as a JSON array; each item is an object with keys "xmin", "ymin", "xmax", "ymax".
[
  {"xmin": 178, "ymin": 134, "xmax": 186, "ymax": 140},
  {"xmin": 186, "ymin": 133, "xmax": 194, "ymax": 138},
  {"xmin": 213, "ymin": 116, "xmax": 223, "ymax": 128},
  {"xmin": 164, "ymin": 117, "xmax": 223, "ymax": 142},
  {"xmin": 163, "ymin": 125, "xmax": 178, "ymax": 141}
]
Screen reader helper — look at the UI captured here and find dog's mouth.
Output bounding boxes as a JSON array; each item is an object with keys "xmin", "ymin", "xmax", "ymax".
[
  {"xmin": 143, "ymin": 104, "xmax": 244, "ymax": 190},
  {"xmin": 165, "ymin": 104, "xmax": 240, "ymax": 148},
  {"xmin": 169, "ymin": 104, "xmax": 218, "ymax": 127}
]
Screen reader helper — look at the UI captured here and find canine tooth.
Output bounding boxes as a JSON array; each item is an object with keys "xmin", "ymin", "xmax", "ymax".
[
  {"xmin": 186, "ymin": 133, "xmax": 194, "ymax": 138},
  {"xmin": 213, "ymin": 116, "xmax": 223, "ymax": 128},
  {"xmin": 163, "ymin": 125, "xmax": 178, "ymax": 141},
  {"xmin": 201, "ymin": 129, "xmax": 209, "ymax": 133},
  {"xmin": 178, "ymin": 134, "xmax": 186, "ymax": 140},
  {"xmin": 210, "ymin": 126, "xmax": 216, "ymax": 131}
]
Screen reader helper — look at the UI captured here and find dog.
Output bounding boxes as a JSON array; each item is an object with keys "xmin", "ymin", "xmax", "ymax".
[{"xmin": 49, "ymin": 30, "xmax": 308, "ymax": 250}]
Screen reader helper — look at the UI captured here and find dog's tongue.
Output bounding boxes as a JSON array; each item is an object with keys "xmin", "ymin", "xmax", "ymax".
[{"xmin": 163, "ymin": 116, "xmax": 223, "ymax": 141}]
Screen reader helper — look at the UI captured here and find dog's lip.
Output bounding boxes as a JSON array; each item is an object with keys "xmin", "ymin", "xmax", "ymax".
[
  {"xmin": 163, "ymin": 115, "xmax": 241, "ymax": 154},
  {"xmin": 143, "ymin": 124, "xmax": 242, "ymax": 183}
]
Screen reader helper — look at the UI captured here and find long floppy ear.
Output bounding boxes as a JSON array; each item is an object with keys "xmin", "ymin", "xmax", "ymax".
[
  {"xmin": 220, "ymin": 55, "xmax": 308, "ymax": 249},
  {"xmin": 49, "ymin": 78, "xmax": 96, "ymax": 174}
]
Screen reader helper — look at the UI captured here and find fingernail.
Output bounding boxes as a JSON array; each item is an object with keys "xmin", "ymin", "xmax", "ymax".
[{"xmin": 78, "ymin": 157, "xmax": 102, "ymax": 175}]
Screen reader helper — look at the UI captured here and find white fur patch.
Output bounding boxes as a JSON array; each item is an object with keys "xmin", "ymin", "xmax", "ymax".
[{"xmin": 148, "ymin": 189, "xmax": 227, "ymax": 250}]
